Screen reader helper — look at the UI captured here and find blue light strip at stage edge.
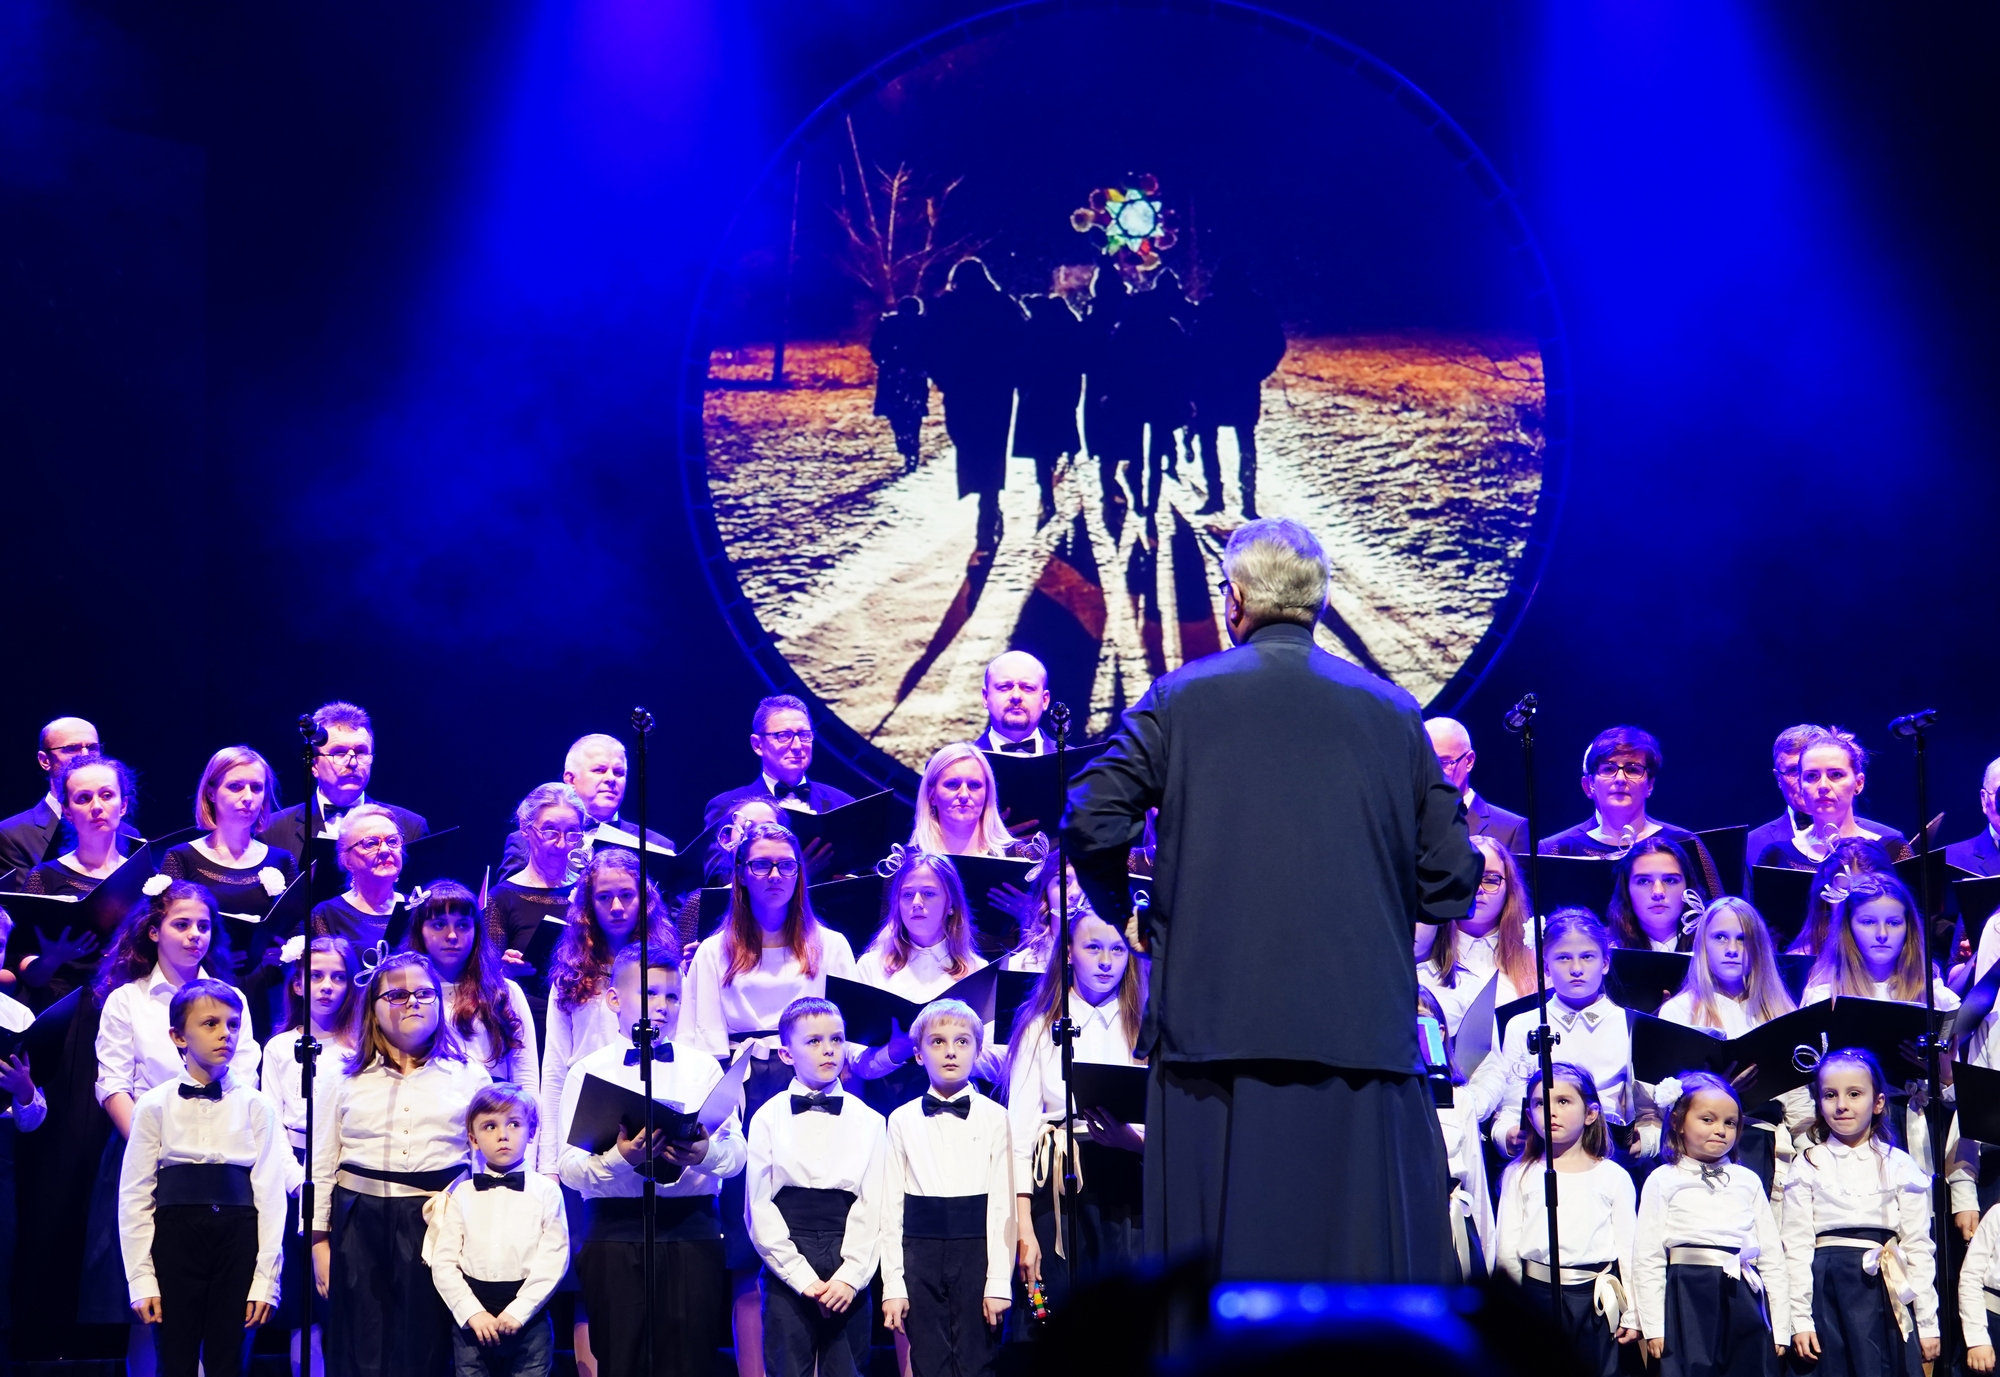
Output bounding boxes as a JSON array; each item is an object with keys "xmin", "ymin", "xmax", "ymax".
[{"xmin": 1210, "ymin": 1283, "xmax": 1481, "ymax": 1354}]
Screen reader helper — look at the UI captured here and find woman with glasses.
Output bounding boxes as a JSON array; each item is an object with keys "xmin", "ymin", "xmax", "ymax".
[
  {"xmin": 681, "ymin": 821, "xmax": 857, "ymax": 1377},
  {"xmin": 487, "ymin": 783, "xmax": 589, "ymax": 989},
  {"xmin": 309, "ymin": 805, "xmax": 407, "ymax": 954},
  {"xmin": 1539, "ymin": 726, "xmax": 1720, "ymax": 894},
  {"xmin": 310, "ymin": 952, "xmax": 488, "ymax": 1377},
  {"xmin": 1418, "ymin": 836, "xmax": 1538, "ymax": 1034}
]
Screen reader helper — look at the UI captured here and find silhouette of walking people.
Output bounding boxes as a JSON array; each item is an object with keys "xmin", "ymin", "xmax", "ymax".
[
  {"xmin": 1012, "ymin": 292, "xmax": 1085, "ymax": 527},
  {"xmin": 868, "ymin": 296, "xmax": 930, "ymax": 469},
  {"xmin": 1189, "ymin": 262, "xmax": 1287, "ymax": 517},
  {"xmin": 923, "ymin": 258, "xmax": 1025, "ymax": 558}
]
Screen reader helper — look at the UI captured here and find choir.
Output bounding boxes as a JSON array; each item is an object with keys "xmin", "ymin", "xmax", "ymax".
[{"xmin": 1, "ymin": 688, "xmax": 1998, "ymax": 1377}]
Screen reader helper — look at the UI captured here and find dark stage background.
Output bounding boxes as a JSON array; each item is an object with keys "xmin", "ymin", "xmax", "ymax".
[{"xmin": 3, "ymin": 0, "xmax": 1995, "ymax": 880}]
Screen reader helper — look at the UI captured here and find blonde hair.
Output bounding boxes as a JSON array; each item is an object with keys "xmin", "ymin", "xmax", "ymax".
[
  {"xmin": 194, "ymin": 745, "xmax": 279, "ymax": 831},
  {"xmin": 1674, "ymin": 897, "xmax": 1794, "ymax": 1029},
  {"xmin": 910, "ymin": 743, "xmax": 1016, "ymax": 857},
  {"xmin": 868, "ymin": 853, "xmax": 980, "ymax": 979},
  {"xmin": 1807, "ymin": 872, "xmax": 1927, "ymax": 1001}
]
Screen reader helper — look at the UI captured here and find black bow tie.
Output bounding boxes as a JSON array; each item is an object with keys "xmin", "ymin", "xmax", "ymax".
[
  {"xmin": 791, "ymin": 1091, "xmax": 842, "ymax": 1115},
  {"xmin": 995, "ymin": 739, "xmax": 1037, "ymax": 754},
  {"xmin": 322, "ymin": 804, "xmax": 350, "ymax": 826},
  {"xmin": 473, "ymin": 1172, "xmax": 525, "ymax": 1192},
  {"xmin": 771, "ymin": 780, "xmax": 811, "ymax": 802},
  {"xmin": 624, "ymin": 1045, "xmax": 673, "ymax": 1066},
  {"xmin": 177, "ymin": 1080, "xmax": 224, "ymax": 1101},
  {"xmin": 921, "ymin": 1093, "xmax": 970, "ymax": 1119}
]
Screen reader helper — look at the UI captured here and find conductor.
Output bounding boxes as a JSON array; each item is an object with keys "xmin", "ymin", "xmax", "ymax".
[{"xmin": 1064, "ymin": 518, "xmax": 1481, "ymax": 1285}]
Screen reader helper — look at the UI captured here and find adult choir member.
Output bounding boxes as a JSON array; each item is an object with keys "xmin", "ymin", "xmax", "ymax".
[
  {"xmin": 486, "ymin": 783, "xmax": 587, "ymax": 982},
  {"xmin": 1746, "ymin": 724, "xmax": 1899, "ymax": 871},
  {"xmin": 16, "ymin": 756, "xmax": 146, "ymax": 1003},
  {"xmin": 973, "ymin": 651, "xmax": 1052, "ymax": 756},
  {"xmin": 1424, "ymin": 716, "xmax": 1527, "ymax": 854},
  {"xmin": 1746, "ymin": 727, "xmax": 1908, "ymax": 868},
  {"xmin": 1538, "ymin": 726, "xmax": 1720, "ymax": 890},
  {"xmin": 308, "ymin": 806, "xmax": 407, "ymax": 950},
  {"xmin": 0, "ymin": 716, "xmax": 134, "ymax": 873},
  {"xmin": 260, "ymin": 701, "xmax": 426, "ymax": 864},
  {"xmin": 159, "ymin": 746, "xmax": 299, "ymax": 917},
  {"xmin": 1946, "ymin": 756, "xmax": 2000, "ymax": 877},
  {"xmin": 702, "ymin": 695, "xmax": 855, "ymax": 827},
  {"xmin": 910, "ymin": 745, "xmax": 1030, "ymax": 860},
  {"xmin": 496, "ymin": 734, "xmax": 671, "ymax": 873},
  {"xmin": 1065, "ymin": 517, "xmax": 1481, "ymax": 1285}
]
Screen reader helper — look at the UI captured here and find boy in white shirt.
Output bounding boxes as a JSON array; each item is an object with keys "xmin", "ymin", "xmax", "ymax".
[
  {"xmin": 427, "ymin": 1083, "xmax": 568, "ymax": 1377},
  {"xmin": 746, "ymin": 996, "xmax": 885, "ymax": 1377},
  {"xmin": 880, "ymin": 998, "xmax": 1011, "ymax": 1377}
]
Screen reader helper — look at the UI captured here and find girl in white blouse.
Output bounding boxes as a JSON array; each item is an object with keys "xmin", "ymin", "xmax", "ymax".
[
  {"xmin": 310, "ymin": 951, "xmax": 489, "ymax": 1377},
  {"xmin": 260, "ymin": 935, "xmax": 360, "ymax": 1377},
  {"xmin": 852, "ymin": 853, "xmax": 990, "ymax": 1098},
  {"xmin": 1496, "ymin": 1061, "xmax": 1639, "ymax": 1377},
  {"xmin": 403, "ymin": 880, "xmax": 539, "ymax": 1100},
  {"xmin": 1782, "ymin": 1047, "xmax": 1938, "ymax": 1374},
  {"xmin": 681, "ymin": 820, "xmax": 856, "ymax": 1377},
  {"xmin": 1005, "ymin": 907, "xmax": 1145, "ymax": 1312},
  {"xmin": 87, "ymin": 879, "xmax": 262, "ymax": 1365},
  {"xmin": 1419, "ymin": 835, "xmax": 1539, "ymax": 1036},
  {"xmin": 1419, "ymin": 987, "xmax": 1493, "ymax": 1282}
]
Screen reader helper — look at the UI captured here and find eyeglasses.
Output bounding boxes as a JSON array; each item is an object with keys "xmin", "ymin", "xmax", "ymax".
[
  {"xmin": 1591, "ymin": 761, "xmax": 1650, "ymax": 781},
  {"xmin": 1215, "ymin": 578, "xmax": 1234, "ymax": 603},
  {"xmin": 746, "ymin": 857, "xmax": 800, "ymax": 879},
  {"xmin": 1437, "ymin": 750, "xmax": 1473, "ymax": 772},
  {"xmin": 318, "ymin": 747, "xmax": 373, "ymax": 763},
  {"xmin": 530, "ymin": 826, "xmax": 585, "ymax": 845},
  {"xmin": 758, "ymin": 729, "xmax": 814, "ymax": 747},
  {"xmin": 376, "ymin": 988, "xmax": 439, "ymax": 1008},
  {"xmin": 345, "ymin": 836, "xmax": 404, "ymax": 855},
  {"xmin": 1476, "ymin": 872, "xmax": 1506, "ymax": 893}
]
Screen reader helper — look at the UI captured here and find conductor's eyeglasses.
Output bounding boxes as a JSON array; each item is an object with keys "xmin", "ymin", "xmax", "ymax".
[
  {"xmin": 1591, "ymin": 761, "xmax": 1650, "ymax": 781},
  {"xmin": 376, "ymin": 988, "xmax": 438, "ymax": 1008},
  {"xmin": 759, "ymin": 729, "xmax": 814, "ymax": 747},
  {"xmin": 746, "ymin": 857, "xmax": 800, "ymax": 879}
]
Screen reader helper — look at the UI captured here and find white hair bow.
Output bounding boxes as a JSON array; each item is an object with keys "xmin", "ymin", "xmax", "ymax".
[
  {"xmin": 874, "ymin": 844, "xmax": 908, "ymax": 878},
  {"xmin": 279, "ymin": 934, "xmax": 306, "ymax": 966},
  {"xmin": 142, "ymin": 874, "xmax": 172, "ymax": 897}
]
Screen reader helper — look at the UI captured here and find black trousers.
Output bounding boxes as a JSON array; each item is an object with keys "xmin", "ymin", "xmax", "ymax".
[
  {"xmin": 575, "ymin": 1238, "xmax": 727, "ymax": 1377},
  {"xmin": 328, "ymin": 1189, "xmax": 454, "ymax": 1377},
  {"xmin": 904, "ymin": 1236, "xmax": 997, "ymax": 1377},
  {"xmin": 761, "ymin": 1230, "xmax": 870, "ymax": 1377},
  {"xmin": 1146, "ymin": 1060, "xmax": 1454, "ymax": 1284},
  {"xmin": 152, "ymin": 1204, "xmax": 259, "ymax": 1377}
]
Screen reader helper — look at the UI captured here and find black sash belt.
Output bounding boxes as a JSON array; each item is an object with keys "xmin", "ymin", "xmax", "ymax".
[
  {"xmin": 156, "ymin": 1163, "xmax": 254, "ymax": 1208},
  {"xmin": 775, "ymin": 1186, "xmax": 855, "ymax": 1234},
  {"xmin": 903, "ymin": 1194, "xmax": 986, "ymax": 1241},
  {"xmin": 587, "ymin": 1195, "xmax": 720, "ymax": 1244},
  {"xmin": 340, "ymin": 1162, "xmax": 467, "ymax": 1192},
  {"xmin": 464, "ymin": 1277, "xmax": 523, "ymax": 1316}
]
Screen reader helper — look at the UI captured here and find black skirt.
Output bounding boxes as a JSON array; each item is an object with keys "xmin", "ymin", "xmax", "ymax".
[
  {"xmin": 1021, "ymin": 1138, "xmax": 1143, "ymax": 1317},
  {"xmin": 1661, "ymin": 1259, "xmax": 1777, "ymax": 1377},
  {"xmin": 327, "ymin": 1188, "xmax": 453, "ymax": 1377},
  {"xmin": 1520, "ymin": 1264, "xmax": 1632, "ymax": 1377},
  {"xmin": 1807, "ymin": 1230, "xmax": 1921, "ymax": 1377}
]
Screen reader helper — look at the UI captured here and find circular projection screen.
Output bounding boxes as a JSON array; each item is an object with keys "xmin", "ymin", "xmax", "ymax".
[{"xmin": 682, "ymin": 2, "xmax": 1565, "ymax": 789}]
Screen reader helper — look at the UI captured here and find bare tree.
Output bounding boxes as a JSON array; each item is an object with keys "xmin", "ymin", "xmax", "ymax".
[{"xmin": 831, "ymin": 116, "xmax": 985, "ymax": 311}]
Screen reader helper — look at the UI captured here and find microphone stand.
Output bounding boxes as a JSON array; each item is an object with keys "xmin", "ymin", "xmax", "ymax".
[
  {"xmin": 294, "ymin": 713, "xmax": 326, "ymax": 1377},
  {"xmin": 1891, "ymin": 708, "xmax": 1952, "ymax": 1365},
  {"xmin": 1505, "ymin": 694, "xmax": 1564, "ymax": 1335},
  {"xmin": 629, "ymin": 707, "xmax": 659, "ymax": 1377},
  {"xmin": 1047, "ymin": 701, "xmax": 1083, "ymax": 1301}
]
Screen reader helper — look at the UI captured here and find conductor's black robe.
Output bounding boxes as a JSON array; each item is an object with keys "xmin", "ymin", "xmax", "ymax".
[{"xmin": 1063, "ymin": 620, "xmax": 1481, "ymax": 1286}]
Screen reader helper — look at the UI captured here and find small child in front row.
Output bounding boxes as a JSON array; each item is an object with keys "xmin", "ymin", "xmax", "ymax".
[
  {"xmin": 1494, "ymin": 1062, "xmax": 1638, "ymax": 1377},
  {"xmin": 1633, "ymin": 1070, "xmax": 1790, "ymax": 1377},
  {"xmin": 427, "ymin": 1084, "xmax": 569, "ymax": 1377},
  {"xmin": 117, "ymin": 979, "xmax": 288, "ymax": 1377},
  {"xmin": 880, "ymin": 998, "xmax": 1012, "ymax": 1377},
  {"xmin": 747, "ymin": 996, "xmax": 885, "ymax": 1377},
  {"xmin": 1781, "ymin": 1048, "xmax": 1937, "ymax": 1377},
  {"xmin": 556, "ymin": 942, "xmax": 745, "ymax": 1377},
  {"xmin": 1960, "ymin": 1196, "xmax": 2000, "ymax": 1372}
]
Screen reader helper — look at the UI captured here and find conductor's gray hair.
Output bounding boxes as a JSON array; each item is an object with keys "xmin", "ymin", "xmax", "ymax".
[
  {"xmin": 515, "ymin": 781, "xmax": 590, "ymax": 832},
  {"xmin": 1221, "ymin": 518, "xmax": 1328, "ymax": 628}
]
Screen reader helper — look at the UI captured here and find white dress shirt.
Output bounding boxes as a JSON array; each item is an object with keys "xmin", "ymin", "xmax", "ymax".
[
  {"xmin": 261, "ymin": 1027, "xmax": 352, "ymax": 1151},
  {"xmin": 682, "ymin": 930, "xmax": 858, "ymax": 1058},
  {"xmin": 980, "ymin": 729, "xmax": 1049, "ymax": 757},
  {"xmin": 1633, "ymin": 1157, "xmax": 1788, "ymax": 1340},
  {"xmin": 853, "ymin": 943, "xmax": 999, "ymax": 1077},
  {"xmin": 1487, "ymin": 995, "xmax": 1633, "ymax": 1139},
  {"xmin": 1005, "ymin": 992, "xmax": 1141, "ymax": 1192},
  {"xmin": 310, "ymin": 1053, "xmax": 491, "ymax": 1231},
  {"xmin": 95, "ymin": 966, "xmax": 262, "ymax": 1107},
  {"xmin": 745, "ymin": 1079, "xmax": 885, "ymax": 1295},
  {"xmin": 1958, "ymin": 1202, "xmax": 2000, "ymax": 1346},
  {"xmin": 537, "ymin": 993, "xmax": 618, "ymax": 1172},
  {"xmin": 426, "ymin": 1168, "xmax": 569, "ymax": 1326},
  {"xmin": 1495, "ymin": 1156, "xmax": 1637, "ymax": 1326},
  {"xmin": 117, "ymin": 1070, "xmax": 289, "ymax": 1305},
  {"xmin": 881, "ymin": 1086, "xmax": 1014, "ymax": 1303},
  {"xmin": 555, "ymin": 1036, "xmax": 746, "ymax": 1199},
  {"xmin": 1781, "ymin": 1137, "xmax": 1937, "ymax": 1338},
  {"xmin": 1656, "ymin": 991, "xmax": 1759, "ymax": 1038},
  {"xmin": 457, "ymin": 979, "xmax": 540, "ymax": 1104},
  {"xmin": 1439, "ymin": 1097, "xmax": 1494, "ymax": 1274}
]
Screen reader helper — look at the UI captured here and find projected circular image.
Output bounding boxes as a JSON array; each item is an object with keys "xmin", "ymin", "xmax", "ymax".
[{"xmin": 683, "ymin": 2, "xmax": 1564, "ymax": 783}]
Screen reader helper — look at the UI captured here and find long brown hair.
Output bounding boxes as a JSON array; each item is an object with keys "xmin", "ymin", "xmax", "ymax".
[
  {"xmin": 403, "ymin": 879, "xmax": 521, "ymax": 1063},
  {"xmin": 721, "ymin": 822, "xmax": 826, "ymax": 985},
  {"xmin": 93, "ymin": 879, "xmax": 232, "ymax": 1001},
  {"xmin": 281, "ymin": 935, "xmax": 363, "ymax": 1041},
  {"xmin": 867, "ymin": 853, "xmax": 979, "ymax": 979},
  {"xmin": 1428, "ymin": 836, "xmax": 1536, "ymax": 993},
  {"xmin": 550, "ymin": 849, "xmax": 670, "ymax": 1011},
  {"xmin": 1606, "ymin": 837, "xmax": 1705, "ymax": 950},
  {"xmin": 346, "ymin": 951, "xmax": 467, "ymax": 1075},
  {"xmin": 1806, "ymin": 872, "xmax": 1927, "ymax": 1001},
  {"xmin": 1673, "ymin": 897, "xmax": 1794, "ymax": 1029},
  {"xmin": 1003, "ymin": 908, "xmax": 1146, "ymax": 1088}
]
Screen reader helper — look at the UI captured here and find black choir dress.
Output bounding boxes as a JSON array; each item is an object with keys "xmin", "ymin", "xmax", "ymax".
[
  {"xmin": 15, "ymin": 859, "xmax": 125, "ymax": 1008},
  {"xmin": 310, "ymin": 894, "xmax": 397, "ymax": 956}
]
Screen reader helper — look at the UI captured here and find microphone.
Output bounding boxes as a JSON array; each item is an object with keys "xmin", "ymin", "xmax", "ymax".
[
  {"xmin": 1887, "ymin": 709, "xmax": 1937, "ymax": 740},
  {"xmin": 1502, "ymin": 693, "xmax": 1538, "ymax": 734},
  {"xmin": 297, "ymin": 714, "xmax": 328, "ymax": 750}
]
